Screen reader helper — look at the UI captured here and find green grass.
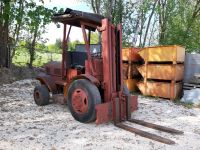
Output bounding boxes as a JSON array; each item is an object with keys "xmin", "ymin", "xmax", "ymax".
[
  {"xmin": 174, "ymin": 99, "xmax": 194, "ymax": 109},
  {"xmin": 13, "ymin": 51, "xmax": 62, "ymax": 67}
]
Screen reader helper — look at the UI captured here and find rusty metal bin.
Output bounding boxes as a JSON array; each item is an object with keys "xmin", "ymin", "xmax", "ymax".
[
  {"xmin": 137, "ymin": 64, "xmax": 184, "ymax": 81},
  {"xmin": 123, "ymin": 63, "xmax": 129, "ymax": 79},
  {"xmin": 138, "ymin": 45, "xmax": 185, "ymax": 63},
  {"xmin": 123, "ymin": 63, "xmax": 141, "ymax": 79},
  {"xmin": 137, "ymin": 81, "xmax": 182, "ymax": 100},
  {"xmin": 124, "ymin": 79, "xmax": 139, "ymax": 92},
  {"xmin": 122, "ymin": 48, "xmax": 142, "ymax": 62}
]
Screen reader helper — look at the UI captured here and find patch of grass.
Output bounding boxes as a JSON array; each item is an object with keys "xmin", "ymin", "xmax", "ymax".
[
  {"xmin": 13, "ymin": 51, "xmax": 62, "ymax": 67},
  {"xmin": 174, "ymin": 99, "xmax": 194, "ymax": 109}
]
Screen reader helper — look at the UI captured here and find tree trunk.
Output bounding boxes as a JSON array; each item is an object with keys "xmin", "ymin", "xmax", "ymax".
[
  {"xmin": 29, "ymin": 27, "xmax": 38, "ymax": 68},
  {"xmin": 11, "ymin": 0, "xmax": 24, "ymax": 59},
  {"xmin": 143, "ymin": 0, "xmax": 158, "ymax": 47},
  {"xmin": 0, "ymin": 1, "xmax": 10, "ymax": 67}
]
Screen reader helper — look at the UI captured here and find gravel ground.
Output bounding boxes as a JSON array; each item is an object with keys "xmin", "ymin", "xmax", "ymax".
[{"xmin": 0, "ymin": 79, "xmax": 200, "ymax": 150}]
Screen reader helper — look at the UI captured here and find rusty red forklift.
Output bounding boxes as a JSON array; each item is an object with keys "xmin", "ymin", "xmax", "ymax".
[{"xmin": 34, "ymin": 8, "xmax": 183, "ymax": 144}]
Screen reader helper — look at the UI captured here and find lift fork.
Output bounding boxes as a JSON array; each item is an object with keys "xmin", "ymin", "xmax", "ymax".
[{"xmin": 113, "ymin": 97, "xmax": 184, "ymax": 145}]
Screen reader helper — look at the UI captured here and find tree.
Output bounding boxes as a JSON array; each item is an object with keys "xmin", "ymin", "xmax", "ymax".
[
  {"xmin": 0, "ymin": 0, "xmax": 11, "ymax": 67},
  {"xmin": 155, "ymin": 0, "xmax": 200, "ymax": 51},
  {"xmin": 0, "ymin": 0, "xmax": 58, "ymax": 67},
  {"xmin": 10, "ymin": 0, "xmax": 26, "ymax": 59},
  {"xmin": 83, "ymin": 0, "xmax": 124, "ymax": 24},
  {"xmin": 23, "ymin": 2, "xmax": 56, "ymax": 68},
  {"xmin": 55, "ymin": 38, "xmax": 62, "ymax": 50},
  {"xmin": 90, "ymin": 32, "xmax": 99, "ymax": 44}
]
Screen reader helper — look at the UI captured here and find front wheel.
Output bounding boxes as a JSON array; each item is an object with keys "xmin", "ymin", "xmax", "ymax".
[{"xmin": 67, "ymin": 79, "xmax": 101, "ymax": 123}]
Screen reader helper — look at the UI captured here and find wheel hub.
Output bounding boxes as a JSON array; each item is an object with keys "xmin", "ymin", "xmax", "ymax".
[
  {"xmin": 71, "ymin": 89, "xmax": 89, "ymax": 114},
  {"xmin": 35, "ymin": 91, "xmax": 40, "ymax": 99}
]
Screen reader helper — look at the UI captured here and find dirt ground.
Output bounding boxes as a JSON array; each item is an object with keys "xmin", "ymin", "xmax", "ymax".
[
  {"xmin": 0, "ymin": 79, "xmax": 200, "ymax": 150},
  {"xmin": 0, "ymin": 66, "xmax": 43, "ymax": 85}
]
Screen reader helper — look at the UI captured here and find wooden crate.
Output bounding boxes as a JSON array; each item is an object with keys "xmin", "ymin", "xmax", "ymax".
[
  {"xmin": 137, "ymin": 64, "xmax": 184, "ymax": 81},
  {"xmin": 124, "ymin": 79, "xmax": 139, "ymax": 92},
  {"xmin": 138, "ymin": 45, "xmax": 185, "ymax": 63},
  {"xmin": 122, "ymin": 48, "xmax": 142, "ymax": 62},
  {"xmin": 137, "ymin": 81, "xmax": 182, "ymax": 100}
]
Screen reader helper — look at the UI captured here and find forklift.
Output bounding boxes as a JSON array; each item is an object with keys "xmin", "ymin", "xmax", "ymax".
[{"xmin": 33, "ymin": 8, "xmax": 183, "ymax": 144}]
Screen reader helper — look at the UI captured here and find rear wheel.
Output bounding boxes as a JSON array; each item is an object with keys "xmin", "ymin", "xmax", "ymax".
[
  {"xmin": 67, "ymin": 79, "xmax": 101, "ymax": 123},
  {"xmin": 34, "ymin": 85, "xmax": 50, "ymax": 106}
]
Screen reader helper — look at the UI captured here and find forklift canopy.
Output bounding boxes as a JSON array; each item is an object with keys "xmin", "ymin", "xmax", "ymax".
[{"xmin": 52, "ymin": 8, "xmax": 105, "ymax": 31}]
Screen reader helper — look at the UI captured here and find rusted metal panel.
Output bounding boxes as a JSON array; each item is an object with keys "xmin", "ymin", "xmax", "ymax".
[
  {"xmin": 52, "ymin": 8, "xmax": 104, "ymax": 30},
  {"xmin": 70, "ymin": 74, "xmax": 100, "ymax": 86},
  {"xmin": 138, "ymin": 45, "xmax": 185, "ymax": 63},
  {"xmin": 122, "ymin": 63, "xmax": 129, "ymax": 79},
  {"xmin": 81, "ymin": 24, "xmax": 95, "ymax": 75},
  {"xmin": 124, "ymin": 79, "xmax": 139, "ymax": 92},
  {"xmin": 95, "ymin": 102, "xmax": 112, "ymax": 125},
  {"xmin": 45, "ymin": 61, "xmax": 62, "ymax": 77},
  {"xmin": 129, "ymin": 95, "xmax": 138, "ymax": 112},
  {"xmin": 123, "ymin": 63, "xmax": 141, "ymax": 79},
  {"xmin": 122, "ymin": 48, "xmax": 142, "ymax": 62},
  {"xmin": 67, "ymin": 69, "xmax": 78, "ymax": 81},
  {"xmin": 36, "ymin": 73, "xmax": 57, "ymax": 94},
  {"xmin": 138, "ymin": 64, "xmax": 184, "ymax": 81},
  {"xmin": 137, "ymin": 81, "xmax": 182, "ymax": 100}
]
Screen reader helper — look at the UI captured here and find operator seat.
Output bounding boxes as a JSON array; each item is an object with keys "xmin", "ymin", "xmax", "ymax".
[{"xmin": 65, "ymin": 51, "xmax": 87, "ymax": 71}]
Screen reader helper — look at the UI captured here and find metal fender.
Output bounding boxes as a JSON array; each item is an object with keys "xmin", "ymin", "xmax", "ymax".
[
  {"xmin": 64, "ymin": 74, "xmax": 100, "ymax": 99},
  {"xmin": 70, "ymin": 74, "xmax": 100, "ymax": 86},
  {"xmin": 36, "ymin": 73, "xmax": 57, "ymax": 94}
]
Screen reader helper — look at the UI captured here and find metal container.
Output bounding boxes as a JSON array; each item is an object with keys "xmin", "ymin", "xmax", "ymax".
[
  {"xmin": 138, "ymin": 45, "xmax": 185, "ymax": 63},
  {"xmin": 137, "ymin": 64, "xmax": 184, "ymax": 81},
  {"xmin": 124, "ymin": 79, "xmax": 139, "ymax": 92},
  {"xmin": 132, "ymin": 64, "xmax": 141, "ymax": 77},
  {"xmin": 137, "ymin": 81, "xmax": 182, "ymax": 100},
  {"xmin": 123, "ymin": 63, "xmax": 129, "ymax": 79},
  {"xmin": 123, "ymin": 63, "xmax": 141, "ymax": 79},
  {"xmin": 122, "ymin": 48, "xmax": 142, "ymax": 62},
  {"xmin": 184, "ymin": 53, "xmax": 200, "ymax": 83}
]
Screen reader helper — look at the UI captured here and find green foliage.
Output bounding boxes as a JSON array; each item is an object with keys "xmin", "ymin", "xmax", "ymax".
[
  {"xmin": 0, "ymin": 0, "xmax": 60, "ymax": 67},
  {"xmin": 158, "ymin": 0, "xmax": 200, "ymax": 52},
  {"xmin": 90, "ymin": 32, "xmax": 99, "ymax": 44},
  {"xmin": 85, "ymin": 0, "xmax": 200, "ymax": 52},
  {"xmin": 174, "ymin": 99, "xmax": 194, "ymax": 109},
  {"xmin": 12, "ymin": 41, "xmax": 62, "ymax": 67},
  {"xmin": 2, "ymin": 0, "xmax": 200, "ymax": 68},
  {"xmin": 47, "ymin": 44, "xmax": 62, "ymax": 53},
  {"xmin": 68, "ymin": 40, "xmax": 83, "ymax": 51}
]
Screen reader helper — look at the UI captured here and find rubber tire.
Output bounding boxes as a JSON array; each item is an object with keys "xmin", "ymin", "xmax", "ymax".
[
  {"xmin": 67, "ymin": 79, "xmax": 101, "ymax": 123},
  {"xmin": 34, "ymin": 85, "xmax": 50, "ymax": 106}
]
